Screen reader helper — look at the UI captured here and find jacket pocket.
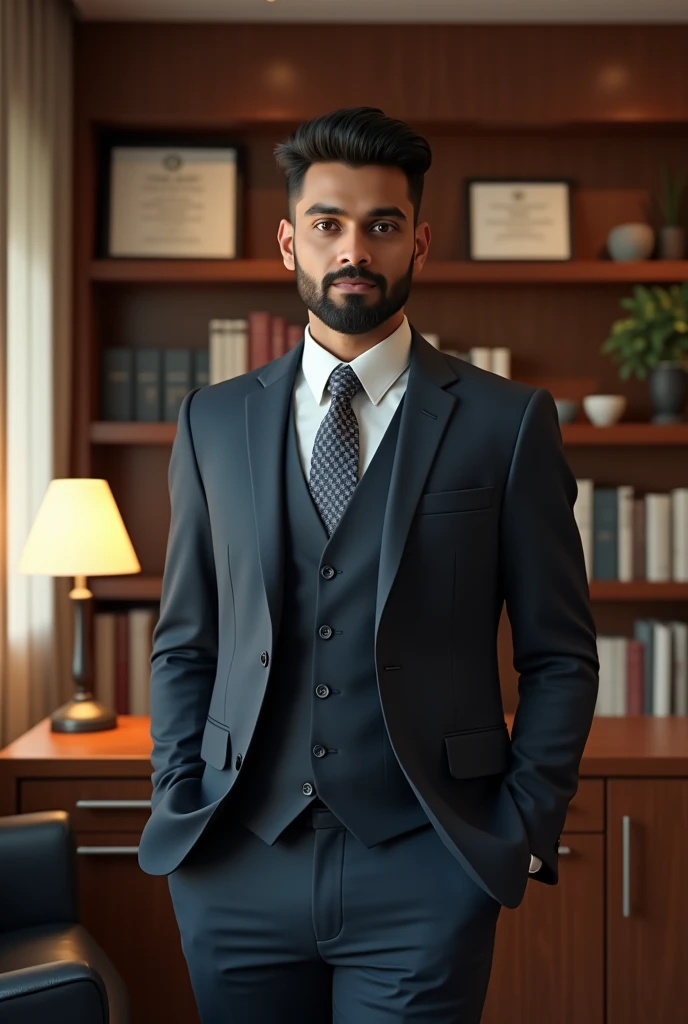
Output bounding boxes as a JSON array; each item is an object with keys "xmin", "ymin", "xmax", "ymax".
[
  {"xmin": 416, "ymin": 485, "xmax": 494, "ymax": 516},
  {"xmin": 444, "ymin": 722, "xmax": 510, "ymax": 779},
  {"xmin": 200, "ymin": 717, "xmax": 232, "ymax": 770}
]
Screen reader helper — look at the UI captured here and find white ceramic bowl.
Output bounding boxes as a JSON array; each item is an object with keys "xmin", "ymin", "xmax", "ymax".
[{"xmin": 583, "ymin": 394, "xmax": 627, "ymax": 426}]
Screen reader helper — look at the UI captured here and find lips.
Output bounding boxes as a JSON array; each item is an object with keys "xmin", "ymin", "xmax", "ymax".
[{"xmin": 333, "ymin": 279, "xmax": 376, "ymax": 291}]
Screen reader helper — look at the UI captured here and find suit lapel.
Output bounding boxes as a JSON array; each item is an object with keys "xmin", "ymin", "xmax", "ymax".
[
  {"xmin": 374, "ymin": 328, "xmax": 459, "ymax": 634},
  {"xmin": 245, "ymin": 325, "xmax": 461, "ymax": 643}
]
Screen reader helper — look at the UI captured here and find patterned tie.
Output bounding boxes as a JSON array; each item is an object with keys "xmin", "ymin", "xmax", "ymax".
[{"xmin": 308, "ymin": 363, "xmax": 363, "ymax": 536}]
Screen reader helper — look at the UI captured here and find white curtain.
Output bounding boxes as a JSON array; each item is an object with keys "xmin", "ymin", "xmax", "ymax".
[{"xmin": 0, "ymin": 0, "xmax": 74, "ymax": 746}]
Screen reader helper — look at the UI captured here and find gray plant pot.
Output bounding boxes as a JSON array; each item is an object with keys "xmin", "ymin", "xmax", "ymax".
[
  {"xmin": 648, "ymin": 361, "xmax": 688, "ymax": 424},
  {"xmin": 658, "ymin": 225, "xmax": 686, "ymax": 260}
]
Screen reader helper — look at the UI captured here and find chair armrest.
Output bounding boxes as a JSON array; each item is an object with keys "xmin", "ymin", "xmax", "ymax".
[
  {"xmin": 0, "ymin": 960, "xmax": 109, "ymax": 1024},
  {"xmin": 0, "ymin": 811, "xmax": 79, "ymax": 933}
]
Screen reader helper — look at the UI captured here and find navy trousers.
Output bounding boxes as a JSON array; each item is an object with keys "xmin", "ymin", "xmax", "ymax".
[{"xmin": 167, "ymin": 799, "xmax": 502, "ymax": 1023}]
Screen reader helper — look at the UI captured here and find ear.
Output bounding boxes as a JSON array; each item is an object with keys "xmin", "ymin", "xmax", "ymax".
[{"xmin": 277, "ymin": 218, "xmax": 295, "ymax": 271}]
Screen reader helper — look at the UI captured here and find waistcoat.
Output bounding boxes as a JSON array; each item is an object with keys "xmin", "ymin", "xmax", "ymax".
[{"xmin": 228, "ymin": 386, "xmax": 429, "ymax": 847}]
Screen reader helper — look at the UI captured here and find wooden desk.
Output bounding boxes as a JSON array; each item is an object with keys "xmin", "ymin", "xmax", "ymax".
[{"xmin": 1, "ymin": 715, "xmax": 687, "ymax": 1024}]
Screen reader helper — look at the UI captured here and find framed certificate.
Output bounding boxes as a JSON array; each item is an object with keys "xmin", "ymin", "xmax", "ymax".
[
  {"xmin": 101, "ymin": 136, "xmax": 242, "ymax": 259},
  {"xmin": 465, "ymin": 178, "xmax": 573, "ymax": 261}
]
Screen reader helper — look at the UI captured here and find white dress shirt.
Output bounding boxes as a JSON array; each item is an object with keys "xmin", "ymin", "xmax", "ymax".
[{"xmin": 293, "ymin": 315, "xmax": 542, "ymax": 877}]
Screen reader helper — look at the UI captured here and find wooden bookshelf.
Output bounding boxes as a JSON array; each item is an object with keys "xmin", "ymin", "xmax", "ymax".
[
  {"xmin": 74, "ymin": 20, "xmax": 688, "ymax": 734},
  {"xmin": 91, "ymin": 575, "xmax": 688, "ymax": 604},
  {"xmin": 90, "ymin": 257, "xmax": 688, "ymax": 286},
  {"xmin": 89, "ymin": 420, "xmax": 688, "ymax": 447}
]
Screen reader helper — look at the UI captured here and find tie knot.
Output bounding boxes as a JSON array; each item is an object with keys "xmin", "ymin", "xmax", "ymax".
[{"xmin": 328, "ymin": 363, "xmax": 362, "ymax": 402}]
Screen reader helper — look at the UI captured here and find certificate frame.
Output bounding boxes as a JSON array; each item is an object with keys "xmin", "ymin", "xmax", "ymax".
[
  {"xmin": 464, "ymin": 177, "xmax": 574, "ymax": 262},
  {"xmin": 97, "ymin": 130, "xmax": 244, "ymax": 260}
]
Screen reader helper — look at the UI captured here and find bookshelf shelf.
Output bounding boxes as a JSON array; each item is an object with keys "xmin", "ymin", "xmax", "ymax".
[
  {"xmin": 589, "ymin": 581, "xmax": 688, "ymax": 601},
  {"xmin": 89, "ymin": 420, "xmax": 688, "ymax": 447},
  {"xmin": 91, "ymin": 576, "xmax": 163, "ymax": 601},
  {"xmin": 91, "ymin": 576, "xmax": 688, "ymax": 604},
  {"xmin": 561, "ymin": 423, "xmax": 688, "ymax": 445},
  {"xmin": 90, "ymin": 421, "xmax": 177, "ymax": 445},
  {"xmin": 90, "ymin": 258, "xmax": 688, "ymax": 286}
]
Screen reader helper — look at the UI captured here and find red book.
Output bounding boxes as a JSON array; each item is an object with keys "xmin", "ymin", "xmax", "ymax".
[
  {"xmin": 248, "ymin": 311, "xmax": 272, "ymax": 370},
  {"xmin": 287, "ymin": 323, "xmax": 305, "ymax": 349},
  {"xmin": 271, "ymin": 316, "xmax": 286, "ymax": 359}
]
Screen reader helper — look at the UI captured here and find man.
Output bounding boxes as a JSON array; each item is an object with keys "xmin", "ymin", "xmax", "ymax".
[{"xmin": 138, "ymin": 106, "xmax": 599, "ymax": 1024}]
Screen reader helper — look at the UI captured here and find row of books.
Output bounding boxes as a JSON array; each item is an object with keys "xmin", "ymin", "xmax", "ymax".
[
  {"xmin": 95, "ymin": 604, "xmax": 688, "ymax": 721},
  {"xmin": 94, "ymin": 608, "xmax": 156, "ymax": 715},
  {"xmin": 576, "ymin": 483, "xmax": 688, "ymax": 582},
  {"xmin": 595, "ymin": 620, "xmax": 688, "ymax": 716},
  {"xmin": 100, "ymin": 312, "xmax": 516, "ymax": 422}
]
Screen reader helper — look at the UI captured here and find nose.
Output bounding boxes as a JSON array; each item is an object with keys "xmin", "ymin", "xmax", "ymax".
[{"xmin": 336, "ymin": 226, "xmax": 372, "ymax": 270}]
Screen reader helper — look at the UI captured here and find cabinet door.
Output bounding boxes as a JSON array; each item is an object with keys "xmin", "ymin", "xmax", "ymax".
[
  {"xmin": 607, "ymin": 779, "xmax": 688, "ymax": 1024},
  {"xmin": 482, "ymin": 833, "xmax": 604, "ymax": 1024},
  {"xmin": 75, "ymin": 831, "xmax": 200, "ymax": 1024}
]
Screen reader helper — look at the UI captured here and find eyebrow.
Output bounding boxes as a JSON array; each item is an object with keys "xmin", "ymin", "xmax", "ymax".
[{"xmin": 303, "ymin": 203, "xmax": 407, "ymax": 222}]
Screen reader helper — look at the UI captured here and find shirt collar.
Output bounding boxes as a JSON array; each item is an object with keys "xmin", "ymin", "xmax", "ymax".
[{"xmin": 301, "ymin": 315, "xmax": 412, "ymax": 407}]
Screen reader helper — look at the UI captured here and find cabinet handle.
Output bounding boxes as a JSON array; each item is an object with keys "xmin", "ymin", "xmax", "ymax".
[
  {"xmin": 77, "ymin": 846, "xmax": 140, "ymax": 855},
  {"xmin": 557, "ymin": 845, "xmax": 571, "ymax": 855},
  {"xmin": 622, "ymin": 814, "xmax": 631, "ymax": 918},
  {"xmin": 75, "ymin": 799, "xmax": 151, "ymax": 810}
]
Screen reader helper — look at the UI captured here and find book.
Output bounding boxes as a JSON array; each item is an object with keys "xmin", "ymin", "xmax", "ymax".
[{"xmin": 102, "ymin": 347, "xmax": 133, "ymax": 420}]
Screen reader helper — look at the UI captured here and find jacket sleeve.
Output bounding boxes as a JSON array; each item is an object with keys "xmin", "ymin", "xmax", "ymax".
[
  {"xmin": 148, "ymin": 387, "xmax": 218, "ymax": 814},
  {"xmin": 499, "ymin": 387, "xmax": 600, "ymax": 884}
]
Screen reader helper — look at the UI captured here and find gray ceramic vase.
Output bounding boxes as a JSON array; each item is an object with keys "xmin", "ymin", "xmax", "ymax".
[{"xmin": 648, "ymin": 361, "xmax": 688, "ymax": 424}]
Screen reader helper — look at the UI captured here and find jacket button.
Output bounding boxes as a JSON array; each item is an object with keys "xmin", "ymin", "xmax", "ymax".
[
  {"xmin": 321, "ymin": 565, "xmax": 335, "ymax": 579},
  {"xmin": 235, "ymin": 754, "xmax": 243, "ymax": 770},
  {"xmin": 302, "ymin": 782, "xmax": 314, "ymax": 796},
  {"xmin": 315, "ymin": 684, "xmax": 330, "ymax": 698},
  {"xmin": 260, "ymin": 651, "xmax": 269, "ymax": 667},
  {"xmin": 313, "ymin": 744, "xmax": 327, "ymax": 758},
  {"xmin": 318, "ymin": 625, "xmax": 333, "ymax": 639}
]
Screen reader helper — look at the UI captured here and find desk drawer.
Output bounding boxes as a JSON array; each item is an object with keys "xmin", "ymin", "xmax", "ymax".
[
  {"xmin": 20, "ymin": 778, "xmax": 152, "ymax": 833},
  {"xmin": 562, "ymin": 780, "xmax": 604, "ymax": 833}
]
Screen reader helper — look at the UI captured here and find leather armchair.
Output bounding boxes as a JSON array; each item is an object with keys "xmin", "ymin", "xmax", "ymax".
[{"xmin": 0, "ymin": 810, "xmax": 130, "ymax": 1023}]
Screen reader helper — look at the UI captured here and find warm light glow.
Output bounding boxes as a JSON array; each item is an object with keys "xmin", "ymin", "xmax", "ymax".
[
  {"xmin": 266, "ymin": 60, "xmax": 298, "ymax": 89},
  {"xmin": 596, "ymin": 63, "xmax": 630, "ymax": 92},
  {"xmin": 18, "ymin": 478, "xmax": 141, "ymax": 577}
]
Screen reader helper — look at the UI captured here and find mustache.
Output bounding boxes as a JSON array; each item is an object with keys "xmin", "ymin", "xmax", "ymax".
[{"xmin": 328, "ymin": 268, "xmax": 379, "ymax": 287}]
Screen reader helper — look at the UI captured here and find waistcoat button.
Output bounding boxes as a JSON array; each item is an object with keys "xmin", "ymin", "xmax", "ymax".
[
  {"xmin": 260, "ymin": 651, "xmax": 269, "ymax": 666},
  {"xmin": 313, "ymin": 745, "xmax": 327, "ymax": 758},
  {"xmin": 235, "ymin": 754, "xmax": 243, "ymax": 770},
  {"xmin": 302, "ymin": 782, "xmax": 314, "ymax": 796},
  {"xmin": 318, "ymin": 625, "xmax": 333, "ymax": 639},
  {"xmin": 315, "ymin": 684, "xmax": 330, "ymax": 698},
  {"xmin": 321, "ymin": 565, "xmax": 335, "ymax": 579}
]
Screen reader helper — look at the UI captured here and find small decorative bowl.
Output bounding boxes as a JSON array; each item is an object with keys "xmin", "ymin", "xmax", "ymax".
[
  {"xmin": 553, "ymin": 399, "xmax": 580, "ymax": 424},
  {"xmin": 607, "ymin": 222, "xmax": 655, "ymax": 262},
  {"xmin": 583, "ymin": 394, "xmax": 627, "ymax": 426}
]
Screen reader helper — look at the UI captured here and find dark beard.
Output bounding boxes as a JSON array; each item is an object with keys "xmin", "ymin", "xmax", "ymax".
[{"xmin": 294, "ymin": 249, "xmax": 415, "ymax": 336}]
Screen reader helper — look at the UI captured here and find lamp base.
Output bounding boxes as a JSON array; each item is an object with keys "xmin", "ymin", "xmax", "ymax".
[{"xmin": 51, "ymin": 691, "xmax": 117, "ymax": 733}]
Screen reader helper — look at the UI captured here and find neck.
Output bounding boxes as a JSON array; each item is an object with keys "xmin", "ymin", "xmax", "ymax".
[{"xmin": 307, "ymin": 311, "xmax": 405, "ymax": 363}]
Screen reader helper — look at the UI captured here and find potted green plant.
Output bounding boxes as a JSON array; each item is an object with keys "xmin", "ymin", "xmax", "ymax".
[
  {"xmin": 657, "ymin": 162, "xmax": 686, "ymax": 259},
  {"xmin": 600, "ymin": 282, "xmax": 688, "ymax": 423}
]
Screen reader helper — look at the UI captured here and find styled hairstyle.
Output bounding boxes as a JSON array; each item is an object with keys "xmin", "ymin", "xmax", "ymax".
[{"xmin": 273, "ymin": 106, "xmax": 432, "ymax": 226}]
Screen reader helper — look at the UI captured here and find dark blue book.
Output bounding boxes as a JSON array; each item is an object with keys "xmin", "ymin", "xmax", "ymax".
[
  {"xmin": 134, "ymin": 349, "xmax": 162, "ymax": 422},
  {"xmin": 593, "ymin": 488, "xmax": 618, "ymax": 580},
  {"xmin": 633, "ymin": 618, "xmax": 655, "ymax": 715},
  {"xmin": 102, "ymin": 348, "xmax": 133, "ymax": 421},
  {"xmin": 163, "ymin": 349, "xmax": 192, "ymax": 423},
  {"xmin": 194, "ymin": 349, "xmax": 209, "ymax": 389}
]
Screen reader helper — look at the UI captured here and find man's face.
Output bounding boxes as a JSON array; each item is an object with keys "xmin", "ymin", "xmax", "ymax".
[{"xmin": 277, "ymin": 162, "xmax": 430, "ymax": 336}]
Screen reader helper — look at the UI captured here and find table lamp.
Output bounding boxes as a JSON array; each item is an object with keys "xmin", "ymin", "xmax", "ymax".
[{"xmin": 18, "ymin": 478, "xmax": 141, "ymax": 733}]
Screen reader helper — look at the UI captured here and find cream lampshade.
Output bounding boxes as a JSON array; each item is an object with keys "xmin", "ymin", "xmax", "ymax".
[{"xmin": 19, "ymin": 478, "xmax": 141, "ymax": 732}]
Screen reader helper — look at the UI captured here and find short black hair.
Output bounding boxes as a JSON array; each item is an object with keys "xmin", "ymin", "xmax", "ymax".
[{"xmin": 274, "ymin": 106, "xmax": 432, "ymax": 226}]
